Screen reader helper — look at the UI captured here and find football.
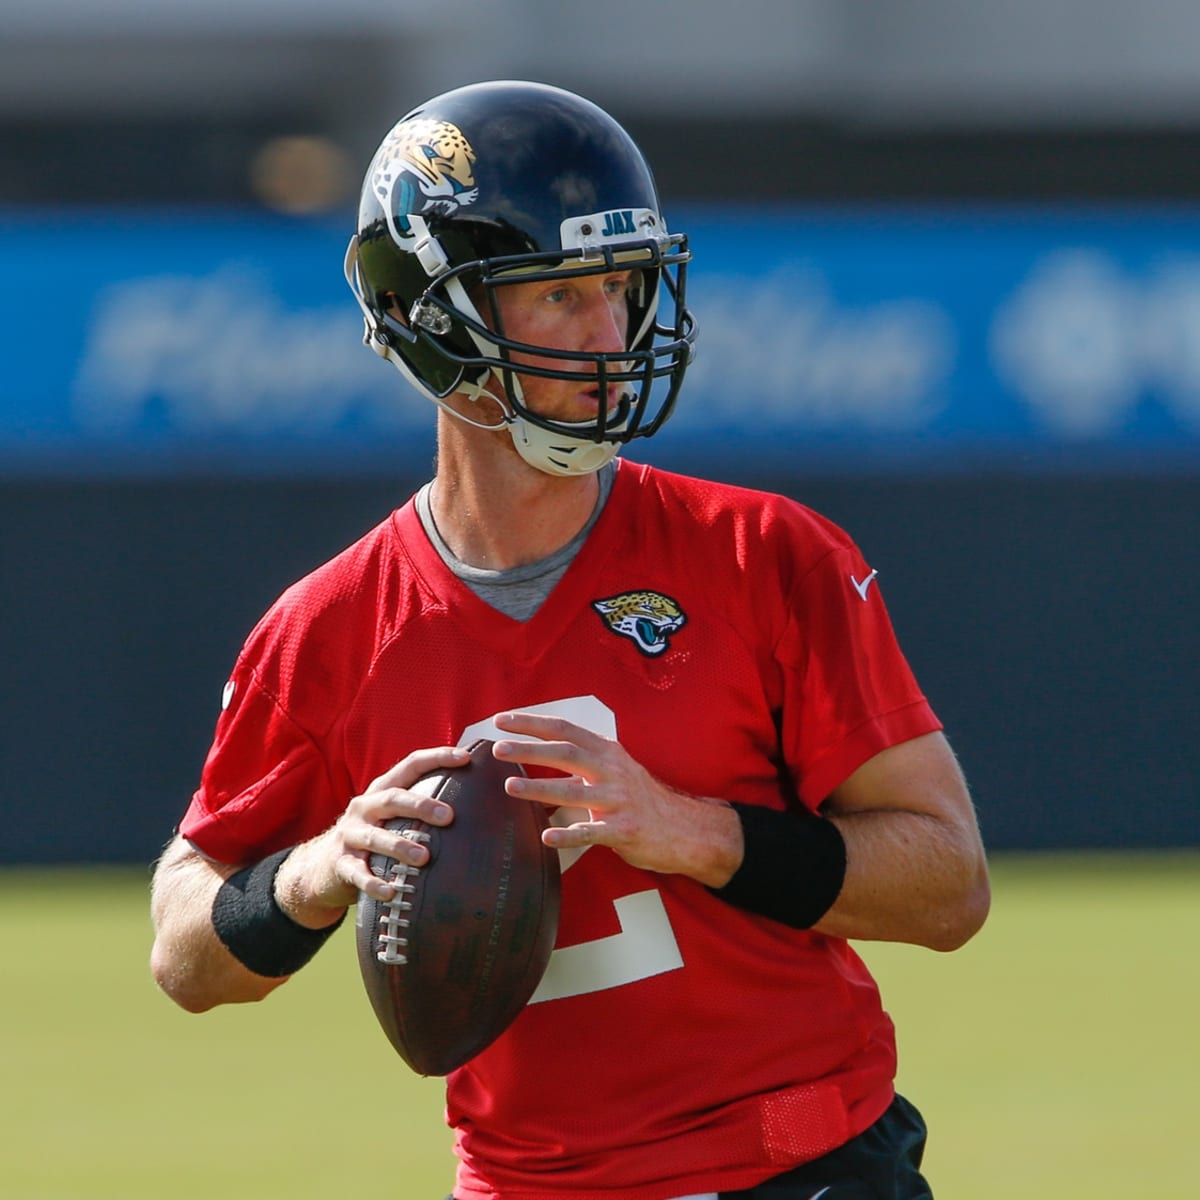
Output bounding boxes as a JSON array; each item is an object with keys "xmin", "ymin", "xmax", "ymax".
[{"xmin": 355, "ymin": 738, "xmax": 561, "ymax": 1075}]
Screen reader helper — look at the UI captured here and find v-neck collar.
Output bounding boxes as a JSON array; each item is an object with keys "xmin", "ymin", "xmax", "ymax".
[{"xmin": 393, "ymin": 459, "xmax": 643, "ymax": 659}]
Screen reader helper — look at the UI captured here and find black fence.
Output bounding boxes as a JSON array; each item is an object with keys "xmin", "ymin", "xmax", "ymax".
[{"xmin": 2, "ymin": 469, "xmax": 1196, "ymax": 866}]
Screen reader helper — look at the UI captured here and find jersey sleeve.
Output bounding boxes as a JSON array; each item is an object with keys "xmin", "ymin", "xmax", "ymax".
[
  {"xmin": 774, "ymin": 539, "xmax": 942, "ymax": 810},
  {"xmin": 175, "ymin": 518, "xmax": 400, "ymax": 865},
  {"xmin": 177, "ymin": 657, "xmax": 340, "ymax": 865}
]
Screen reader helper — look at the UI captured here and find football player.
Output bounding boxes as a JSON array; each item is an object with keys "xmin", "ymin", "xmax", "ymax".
[{"xmin": 150, "ymin": 80, "xmax": 989, "ymax": 1200}]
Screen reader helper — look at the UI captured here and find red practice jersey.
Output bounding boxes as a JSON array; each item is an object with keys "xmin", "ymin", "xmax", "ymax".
[{"xmin": 180, "ymin": 460, "xmax": 941, "ymax": 1200}]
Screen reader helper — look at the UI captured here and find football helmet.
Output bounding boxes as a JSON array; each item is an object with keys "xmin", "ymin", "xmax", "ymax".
[{"xmin": 345, "ymin": 80, "xmax": 696, "ymax": 476}]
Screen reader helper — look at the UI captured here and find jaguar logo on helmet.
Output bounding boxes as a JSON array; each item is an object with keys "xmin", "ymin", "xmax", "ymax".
[
  {"xmin": 372, "ymin": 119, "xmax": 479, "ymax": 242},
  {"xmin": 591, "ymin": 591, "xmax": 687, "ymax": 657}
]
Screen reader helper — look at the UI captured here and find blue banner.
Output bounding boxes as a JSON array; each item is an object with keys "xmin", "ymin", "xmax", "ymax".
[{"xmin": 5, "ymin": 204, "xmax": 1200, "ymax": 475}]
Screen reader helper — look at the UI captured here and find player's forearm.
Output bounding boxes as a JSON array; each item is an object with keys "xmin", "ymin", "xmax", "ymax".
[
  {"xmin": 815, "ymin": 809, "xmax": 990, "ymax": 951},
  {"xmin": 149, "ymin": 842, "xmax": 286, "ymax": 1011}
]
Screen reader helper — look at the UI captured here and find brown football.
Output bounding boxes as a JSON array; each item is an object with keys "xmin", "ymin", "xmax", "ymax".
[{"xmin": 355, "ymin": 738, "xmax": 561, "ymax": 1075}]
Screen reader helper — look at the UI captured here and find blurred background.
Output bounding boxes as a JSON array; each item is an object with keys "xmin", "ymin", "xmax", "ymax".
[{"xmin": 2, "ymin": 0, "xmax": 1197, "ymax": 865}]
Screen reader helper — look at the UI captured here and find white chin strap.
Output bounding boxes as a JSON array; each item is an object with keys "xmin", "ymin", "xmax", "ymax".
[
  {"xmin": 494, "ymin": 363, "xmax": 627, "ymax": 477},
  {"xmin": 508, "ymin": 414, "xmax": 622, "ymax": 477},
  {"xmin": 434, "ymin": 342, "xmax": 624, "ymax": 478},
  {"xmin": 463, "ymin": 370, "xmax": 623, "ymax": 477}
]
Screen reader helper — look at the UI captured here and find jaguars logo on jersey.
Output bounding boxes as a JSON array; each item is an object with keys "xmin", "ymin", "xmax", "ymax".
[
  {"xmin": 373, "ymin": 119, "xmax": 479, "ymax": 241},
  {"xmin": 591, "ymin": 590, "xmax": 687, "ymax": 657}
]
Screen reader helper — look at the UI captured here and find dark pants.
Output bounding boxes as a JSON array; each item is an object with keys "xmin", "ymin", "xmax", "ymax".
[
  {"xmin": 719, "ymin": 1094, "xmax": 932, "ymax": 1199},
  {"xmin": 447, "ymin": 1093, "xmax": 933, "ymax": 1200}
]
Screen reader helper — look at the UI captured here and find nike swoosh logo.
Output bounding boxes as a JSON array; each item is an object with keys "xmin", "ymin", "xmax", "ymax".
[
  {"xmin": 808, "ymin": 1188, "xmax": 833, "ymax": 1200},
  {"xmin": 850, "ymin": 568, "xmax": 879, "ymax": 601}
]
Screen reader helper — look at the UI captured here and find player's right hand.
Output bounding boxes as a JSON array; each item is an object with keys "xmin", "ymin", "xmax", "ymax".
[{"xmin": 277, "ymin": 746, "xmax": 468, "ymax": 917}]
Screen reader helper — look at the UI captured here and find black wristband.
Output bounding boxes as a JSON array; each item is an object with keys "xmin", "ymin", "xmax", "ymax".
[
  {"xmin": 211, "ymin": 847, "xmax": 345, "ymax": 978},
  {"xmin": 709, "ymin": 802, "xmax": 847, "ymax": 929}
]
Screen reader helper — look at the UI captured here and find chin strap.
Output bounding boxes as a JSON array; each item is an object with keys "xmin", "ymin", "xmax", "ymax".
[
  {"xmin": 507, "ymin": 408, "xmax": 624, "ymax": 476},
  {"xmin": 445, "ymin": 375, "xmax": 623, "ymax": 477}
]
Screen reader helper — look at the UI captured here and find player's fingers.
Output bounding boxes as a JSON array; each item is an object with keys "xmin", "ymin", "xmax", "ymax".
[
  {"xmin": 350, "ymin": 818, "xmax": 433, "ymax": 867},
  {"xmin": 369, "ymin": 786, "xmax": 456, "ymax": 825},
  {"xmin": 335, "ymin": 826, "xmax": 433, "ymax": 902},
  {"xmin": 336, "ymin": 849, "xmax": 393, "ymax": 901},
  {"xmin": 344, "ymin": 782, "xmax": 458, "ymax": 834},
  {"xmin": 493, "ymin": 736, "xmax": 593, "ymax": 777},
  {"xmin": 366, "ymin": 745, "xmax": 470, "ymax": 792},
  {"xmin": 493, "ymin": 711, "xmax": 605, "ymax": 749},
  {"xmin": 505, "ymin": 773, "xmax": 600, "ymax": 808},
  {"xmin": 542, "ymin": 821, "xmax": 607, "ymax": 850}
]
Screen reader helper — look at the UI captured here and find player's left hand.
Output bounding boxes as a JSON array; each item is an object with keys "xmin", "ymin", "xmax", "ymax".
[{"xmin": 490, "ymin": 710, "xmax": 741, "ymax": 886}]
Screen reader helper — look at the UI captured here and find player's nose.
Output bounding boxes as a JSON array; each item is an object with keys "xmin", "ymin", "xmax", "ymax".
[{"xmin": 578, "ymin": 287, "xmax": 627, "ymax": 355}]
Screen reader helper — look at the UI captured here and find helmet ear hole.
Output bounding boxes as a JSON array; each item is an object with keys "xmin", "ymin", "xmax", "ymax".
[{"xmin": 381, "ymin": 292, "xmax": 408, "ymax": 325}]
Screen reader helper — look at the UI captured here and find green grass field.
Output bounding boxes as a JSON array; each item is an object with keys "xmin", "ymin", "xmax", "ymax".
[{"xmin": 2, "ymin": 852, "xmax": 1196, "ymax": 1199}]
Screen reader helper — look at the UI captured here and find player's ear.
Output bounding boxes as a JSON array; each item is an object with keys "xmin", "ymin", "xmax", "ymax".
[{"xmin": 383, "ymin": 293, "xmax": 410, "ymax": 327}]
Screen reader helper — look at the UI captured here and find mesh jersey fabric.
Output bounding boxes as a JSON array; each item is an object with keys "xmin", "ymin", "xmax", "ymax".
[{"xmin": 180, "ymin": 458, "xmax": 942, "ymax": 1200}]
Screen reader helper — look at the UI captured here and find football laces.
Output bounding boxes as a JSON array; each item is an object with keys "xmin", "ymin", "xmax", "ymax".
[{"xmin": 373, "ymin": 829, "xmax": 432, "ymax": 965}]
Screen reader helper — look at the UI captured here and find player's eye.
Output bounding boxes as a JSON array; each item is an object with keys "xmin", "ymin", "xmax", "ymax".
[{"xmin": 613, "ymin": 269, "xmax": 643, "ymax": 299}]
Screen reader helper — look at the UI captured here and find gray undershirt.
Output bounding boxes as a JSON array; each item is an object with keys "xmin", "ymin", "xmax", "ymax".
[{"xmin": 415, "ymin": 461, "xmax": 616, "ymax": 621}]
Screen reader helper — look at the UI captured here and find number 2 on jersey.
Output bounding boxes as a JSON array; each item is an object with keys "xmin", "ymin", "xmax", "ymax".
[
  {"xmin": 530, "ymin": 888, "xmax": 683, "ymax": 1004},
  {"xmin": 458, "ymin": 695, "xmax": 686, "ymax": 1004}
]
